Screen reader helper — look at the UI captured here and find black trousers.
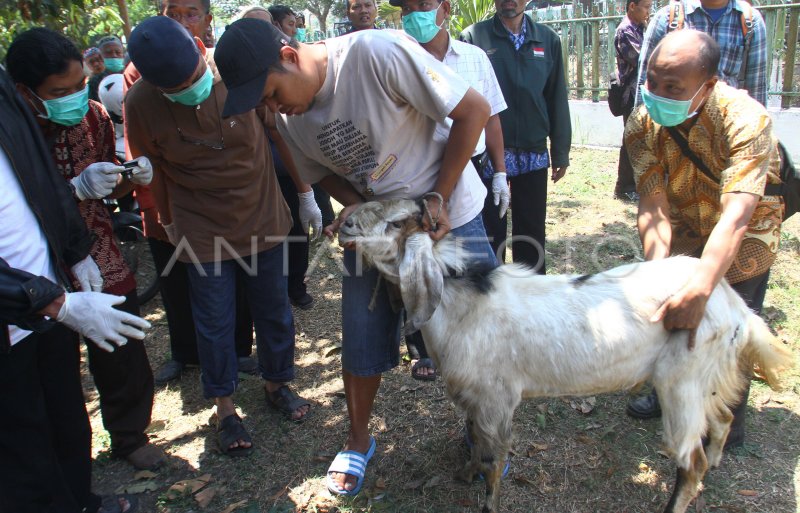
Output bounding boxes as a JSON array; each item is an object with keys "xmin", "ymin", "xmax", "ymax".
[
  {"xmin": 277, "ymin": 175, "xmax": 310, "ymax": 300},
  {"xmin": 615, "ymin": 113, "xmax": 636, "ymax": 195},
  {"xmin": 148, "ymin": 238, "xmax": 254, "ymax": 365},
  {"xmin": 313, "ymin": 183, "xmax": 336, "ymax": 227},
  {"xmin": 727, "ymin": 270, "xmax": 771, "ymax": 434},
  {"xmin": 481, "ymin": 169, "xmax": 548, "ymax": 273},
  {"xmin": 0, "ymin": 325, "xmax": 94, "ymax": 513},
  {"xmin": 86, "ymin": 290, "xmax": 154, "ymax": 457}
]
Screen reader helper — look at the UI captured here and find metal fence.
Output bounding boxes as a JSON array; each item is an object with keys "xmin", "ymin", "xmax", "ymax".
[{"xmin": 530, "ymin": 0, "xmax": 800, "ymax": 108}]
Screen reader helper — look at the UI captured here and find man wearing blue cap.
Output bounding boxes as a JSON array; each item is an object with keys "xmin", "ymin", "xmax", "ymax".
[
  {"xmin": 125, "ymin": 16, "xmax": 311, "ymax": 455},
  {"xmin": 215, "ymin": 19, "xmax": 495, "ymax": 495}
]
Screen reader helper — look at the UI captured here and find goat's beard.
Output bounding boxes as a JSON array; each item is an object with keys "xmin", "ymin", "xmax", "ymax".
[{"xmin": 356, "ymin": 236, "xmax": 403, "ymax": 283}]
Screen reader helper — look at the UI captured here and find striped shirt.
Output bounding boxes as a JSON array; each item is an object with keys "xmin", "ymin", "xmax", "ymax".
[{"xmin": 636, "ymin": 0, "xmax": 767, "ymax": 106}]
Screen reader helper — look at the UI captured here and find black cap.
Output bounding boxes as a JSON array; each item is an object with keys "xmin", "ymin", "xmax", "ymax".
[
  {"xmin": 388, "ymin": 0, "xmax": 403, "ymax": 6},
  {"xmin": 216, "ymin": 19, "xmax": 289, "ymax": 118},
  {"xmin": 128, "ymin": 16, "xmax": 200, "ymax": 89}
]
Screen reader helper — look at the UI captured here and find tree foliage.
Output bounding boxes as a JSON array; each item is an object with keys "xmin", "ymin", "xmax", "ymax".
[
  {"xmin": 449, "ymin": 0, "xmax": 495, "ymax": 36},
  {"xmin": 281, "ymin": 0, "xmax": 345, "ymax": 34}
]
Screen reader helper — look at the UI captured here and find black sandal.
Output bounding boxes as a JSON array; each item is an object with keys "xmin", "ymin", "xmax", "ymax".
[
  {"xmin": 217, "ymin": 413, "xmax": 253, "ymax": 457},
  {"xmin": 265, "ymin": 384, "xmax": 311, "ymax": 423}
]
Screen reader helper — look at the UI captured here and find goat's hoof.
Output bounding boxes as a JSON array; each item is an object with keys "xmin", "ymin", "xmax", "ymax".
[
  {"xmin": 481, "ymin": 505, "xmax": 496, "ymax": 513},
  {"xmin": 456, "ymin": 467, "xmax": 476, "ymax": 483}
]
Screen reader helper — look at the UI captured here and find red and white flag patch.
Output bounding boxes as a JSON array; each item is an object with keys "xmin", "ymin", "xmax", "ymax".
[{"xmin": 533, "ymin": 47, "xmax": 545, "ymax": 57}]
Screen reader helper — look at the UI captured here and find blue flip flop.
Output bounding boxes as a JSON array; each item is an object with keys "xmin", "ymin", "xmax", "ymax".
[
  {"xmin": 464, "ymin": 429, "xmax": 511, "ymax": 480},
  {"xmin": 326, "ymin": 437, "xmax": 377, "ymax": 496}
]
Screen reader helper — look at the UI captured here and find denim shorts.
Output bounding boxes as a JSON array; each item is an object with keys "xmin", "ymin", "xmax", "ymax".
[{"xmin": 341, "ymin": 214, "xmax": 498, "ymax": 376}]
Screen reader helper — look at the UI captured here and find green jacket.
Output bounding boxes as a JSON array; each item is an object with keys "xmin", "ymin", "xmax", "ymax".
[{"xmin": 460, "ymin": 15, "xmax": 571, "ymax": 168}]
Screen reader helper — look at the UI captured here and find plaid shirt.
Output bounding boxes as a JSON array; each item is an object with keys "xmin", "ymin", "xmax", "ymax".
[{"xmin": 636, "ymin": 0, "xmax": 767, "ymax": 106}]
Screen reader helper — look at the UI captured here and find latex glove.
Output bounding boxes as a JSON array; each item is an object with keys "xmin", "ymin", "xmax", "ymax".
[
  {"xmin": 70, "ymin": 255, "xmax": 103, "ymax": 292},
  {"xmin": 70, "ymin": 162, "xmax": 124, "ymax": 200},
  {"xmin": 492, "ymin": 172, "xmax": 510, "ymax": 218},
  {"xmin": 162, "ymin": 223, "xmax": 179, "ymax": 245},
  {"xmin": 56, "ymin": 292, "xmax": 151, "ymax": 352},
  {"xmin": 126, "ymin": 156, "xmax": 153, "ymax": 185},
  {"xmin": 298, "ymin": 190, "xmax": 323, "ymax": 240}
]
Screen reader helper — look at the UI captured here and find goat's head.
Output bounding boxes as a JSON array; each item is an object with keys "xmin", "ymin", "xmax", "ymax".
[{"xmin": 339, "ymin": 199, "xmax": 463, "ymax": 332}]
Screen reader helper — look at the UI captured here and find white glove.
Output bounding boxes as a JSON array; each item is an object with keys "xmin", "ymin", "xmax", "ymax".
[
  {"xmin": 70, "ymin": 255, "xmax": 103, "ymax": 292},
  {"xmin": 56, "ymin": 292, "xmax": 151, "ymax": 352},
  {"xmin": 298, "ymin": 190, "xmax": 323, "ymax": 240},
  {"xmin": 127, "ymin": 156, "xmax": 153, "ymax": 185},
  {"xmin": 162, "ymin": 223, "xmax": 179, "ymax": 245},
  {"xmin": 492, "ymin": 172, "xmax": 510, "ymax": 218},
  {"xmin": 70, "ymin": 162, "xmax": 124, "ymax": 200}
]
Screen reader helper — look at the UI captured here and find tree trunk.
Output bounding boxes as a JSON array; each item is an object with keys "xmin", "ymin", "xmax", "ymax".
[{"xmin": 116, "ymin": 0, "xmax": 131, "ymax": 38}]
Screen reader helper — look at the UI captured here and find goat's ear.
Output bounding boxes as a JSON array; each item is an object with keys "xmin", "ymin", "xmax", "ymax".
[{"xmin": 399, "ymin": 232, "xmax": 443, "ymax": 333}]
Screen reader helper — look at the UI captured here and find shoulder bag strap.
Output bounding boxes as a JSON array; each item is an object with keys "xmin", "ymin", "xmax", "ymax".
[
  {"xmin": 666, "ymin": 126, "xmax": 718, "ymax": 182},
  {"xmin": 738, "ymin": 2, "xmax": 754, "ymax": 83}
]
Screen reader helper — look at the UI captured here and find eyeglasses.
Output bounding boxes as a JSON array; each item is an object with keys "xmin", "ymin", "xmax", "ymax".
[{"xmin": 166, "ymin": 11, "xmax": 205, "ymax": 24}]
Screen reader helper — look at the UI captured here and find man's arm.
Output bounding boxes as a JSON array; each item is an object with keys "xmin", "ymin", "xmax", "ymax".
[
  {"xmin": 426, "ymin": 87, "xmax": 490, "ymax": 240},
  {"xmin": 744, "ymin": 13, "xmax": 768, "ymax": 107},
  {"xmin": 651, "ymin": 192, "xmax": 759, "ymax": 340},
  {"xmin": 265, "ymin": 111, "xmax": 312, "ymax": 194},
  {"xmin": 485, "ymin": 114, "xmax": 505, "ymax": 172},
  {"xmin": 544, "ymin": 31, "xmax": 571, "ymax": 177},
  {"xmin": 637, "ymin": 191, "xmax": 672, "ymax": 261}
]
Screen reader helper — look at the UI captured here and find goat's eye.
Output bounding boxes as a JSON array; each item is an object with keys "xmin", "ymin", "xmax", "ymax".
[{"xmin": 389, "ymin": 221, "xmax": 403, "ymax": 230}]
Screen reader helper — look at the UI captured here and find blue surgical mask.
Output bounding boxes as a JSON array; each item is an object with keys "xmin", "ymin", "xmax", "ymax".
[
  {"xmin": 163, "ymin": 67, "xmax": 214, "ymax": 106},
  {"xmin": 29, "ymin": 85, "xmax": 89, "ymax": 126},
  {"xmin": 295, "ymin": 28, "xmax": 307, "ymax": 42},
  {"xmin": 402, "ymin": 4, "xmax": 444, "ymax": 44},
  {"xmin": 641, "ymin": 84, "xmax": 706, "ymax": 127},
  {"xmin": 104, "ymin": 57, "xmax": 125, "ymax": 72}
]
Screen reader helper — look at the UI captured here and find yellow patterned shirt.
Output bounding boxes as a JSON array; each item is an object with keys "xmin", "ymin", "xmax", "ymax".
[{"xmin": 625, "ymin": 82, "xmax": 783, "ymax": 284}]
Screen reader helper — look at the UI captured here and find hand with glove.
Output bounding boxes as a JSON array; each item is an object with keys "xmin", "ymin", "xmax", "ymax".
[
  {"xmin": 56, "ymin": 292, "xmax": 151, "ymax": 352},
  {"xmin": 492, "ymin": 172, "xmax": 511, "ymax": 218},
  {"xmin": 70, "ymin": 162, "xmax": 124, "ymax": 200},
  {"xmin": 298, "ymin": 190, "xmax": 323, "ymax": 240},
  {"xmin": 125, "ymin": 156, "xmax": 153, "ymax": 185},
  {"xmin": 70, "ymin": 255, "xmax": 103, "ymax": 292}
]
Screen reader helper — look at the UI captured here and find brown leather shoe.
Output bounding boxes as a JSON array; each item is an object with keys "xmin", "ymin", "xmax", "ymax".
[{"xmin": 126, "ymin": 443, "xmax": 165, "ymax": 470}]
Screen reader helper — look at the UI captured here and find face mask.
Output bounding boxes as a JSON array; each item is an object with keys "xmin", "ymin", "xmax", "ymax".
[
  {"xmin": 640, "ymin": 83, "xmax": 706, "ymax": 127},
  {"xmin": 295, "ymin": 28, "xmax": 307, "ymax": 42},
  {"xmin": 104, "ymin": 57, "xmax": 125, "ymax": 72},
  {"xmin": 163, "ymin": 67, "xmax": 214, "ymax": 106},
  {"xmin": 29, "ymin": 85, "xmax": 89, "ymax": 126},
  {"xmin": 402, "ymin": 4, "xmax": 444, "ymax": 44}
]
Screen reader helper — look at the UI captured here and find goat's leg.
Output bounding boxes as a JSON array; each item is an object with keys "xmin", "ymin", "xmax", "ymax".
[
  {"xmin": 663, "ymin": 446, "xmax": 708, "ymax": 513},
  {"xmin": 456, "ymin": 416, "xmax": 481, "ymax": 483},
  {"xmin": 704, "ymin": 405, "xmax": 733, "ymax": 468}
]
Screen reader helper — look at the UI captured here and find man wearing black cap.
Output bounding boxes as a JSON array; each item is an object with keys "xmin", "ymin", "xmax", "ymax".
[
  {"xmin": 215, "ymin": 19, "xmax": 494, "ymax": 495},
  {"xmin": 125, "ymin": 16, "xmax": 311, "ymax": 455}
]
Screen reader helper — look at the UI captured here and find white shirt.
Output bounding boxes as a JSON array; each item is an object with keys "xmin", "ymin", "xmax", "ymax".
[
  {"xmin": 0, "ymin": 147, "xmax": 57, "ymax": 345},
  {"xmin": 277, "ymin": 29, "xmax": 487, "ymax": 229},
  {"xmin": 437, "ymin": 36, "xmax": 507, "ymax": 155}
]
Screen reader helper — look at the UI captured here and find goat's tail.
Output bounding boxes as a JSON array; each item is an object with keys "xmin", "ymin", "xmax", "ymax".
[{"xmin": 741, "ymin": 313, "xmax": 795, "ymax": 390}]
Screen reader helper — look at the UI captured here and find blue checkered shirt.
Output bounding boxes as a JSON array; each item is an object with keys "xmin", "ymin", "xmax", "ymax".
[
  {"xmin": 636, "ymin": 0, "xmax": 767, "ymax": 106},
  {"xmin": 504, "ymin": 19, "xmax": 527, "ymax": 51}
]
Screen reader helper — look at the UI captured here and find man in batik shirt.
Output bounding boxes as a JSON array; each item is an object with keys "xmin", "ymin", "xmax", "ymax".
[{"xmin": 624, "ymin": 31, "xmax": 783, "ymax": 446}]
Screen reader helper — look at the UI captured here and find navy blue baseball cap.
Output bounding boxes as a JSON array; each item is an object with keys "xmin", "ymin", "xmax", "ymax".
[
  {"xmin": 128, "ymin": 16, "xmax": 200, "ymax": 89},
  {"xmin": 215, "ymin": 18, "xmax": 289, "ymax": 117}
]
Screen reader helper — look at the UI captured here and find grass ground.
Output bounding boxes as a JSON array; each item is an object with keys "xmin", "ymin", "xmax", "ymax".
[{"xmin": 87, "ymin": 146, "xmax": 800, "ymax": 513}]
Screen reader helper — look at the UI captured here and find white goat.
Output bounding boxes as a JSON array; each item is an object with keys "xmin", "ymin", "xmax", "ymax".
[{"xmin": 338, "ymin": 199, "xmax": 794, "ymax": 513}]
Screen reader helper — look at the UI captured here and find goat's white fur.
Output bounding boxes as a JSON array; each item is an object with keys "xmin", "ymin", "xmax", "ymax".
[{"xmin": 339, "ymin": 199, "xmax": 794, "ymax": 513}]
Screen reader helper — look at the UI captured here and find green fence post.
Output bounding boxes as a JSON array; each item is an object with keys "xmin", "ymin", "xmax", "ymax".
[
  {"xmin": 783, "ymin": 7, "xmax": 799, "ymax": 109},
  {"xmin": 576, "ymin": 5, "xmax": 584, "ymax": 99},
  {"xmin": 592, "ymin": 4, "xmax": 601, "ymax": 102},
  {"xmin": 561, "ymin": 6, "xmax": 570, "ymax": 87}
]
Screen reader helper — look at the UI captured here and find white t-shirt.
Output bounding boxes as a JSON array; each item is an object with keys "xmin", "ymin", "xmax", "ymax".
[
  {"xmin": 0, "ymin": 147, "xmax": 57, "ymax": 345},
  {"xmin": 437, "ymin": 36, "xmax": 507, "ymax": 156},
  {"xmin": 277, "ymin": 29, "xmax": 487, "ymax": 229}
]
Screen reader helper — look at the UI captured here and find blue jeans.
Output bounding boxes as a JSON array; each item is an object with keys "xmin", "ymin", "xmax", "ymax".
[
  {"xmin": 341, "ymin": 214, "xmax": 497, "ymax": 376},
  {"xmin": 186, "ymin": 245, "xmax": 295, "ymax": 398}
]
